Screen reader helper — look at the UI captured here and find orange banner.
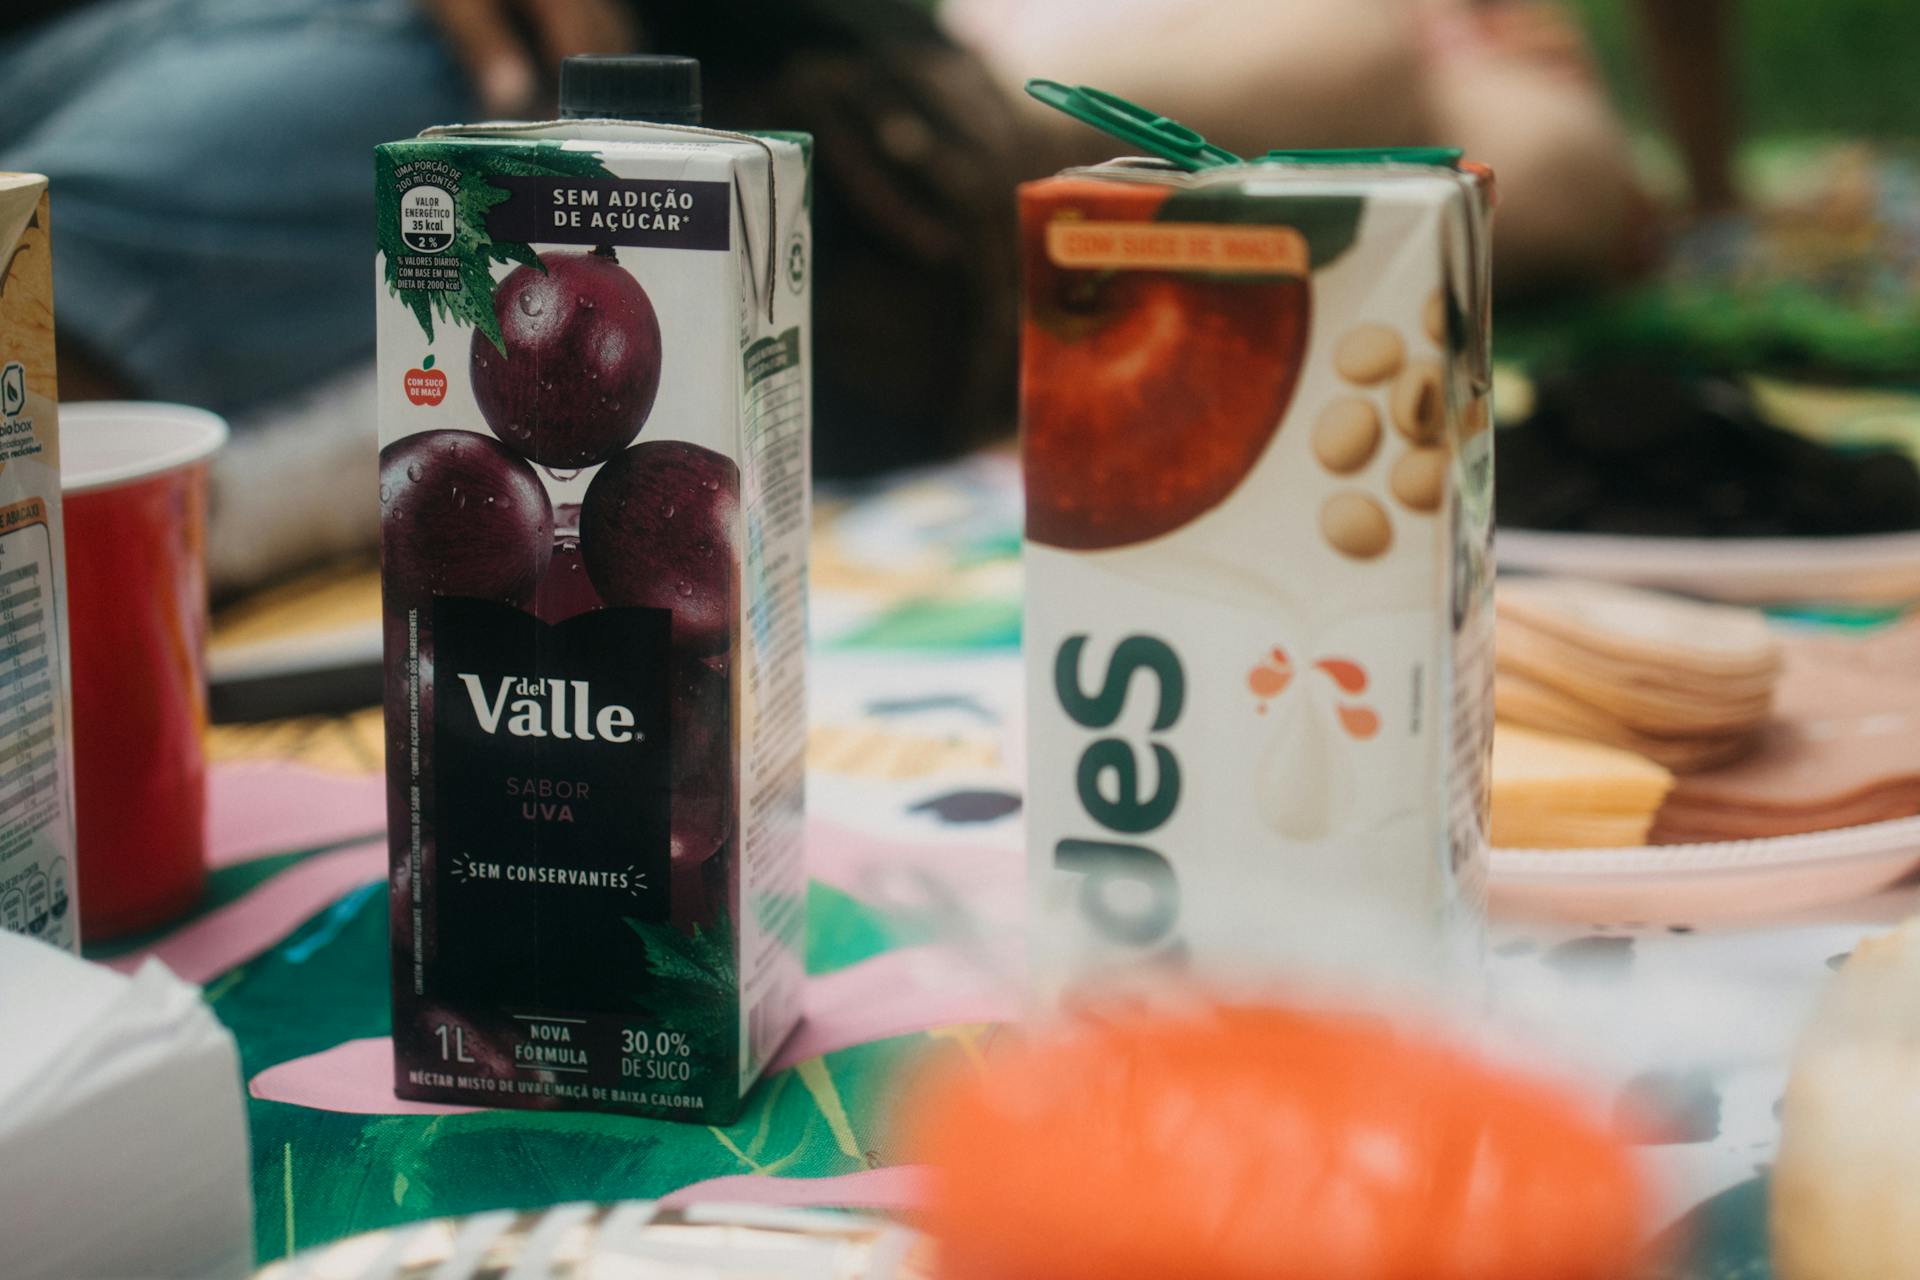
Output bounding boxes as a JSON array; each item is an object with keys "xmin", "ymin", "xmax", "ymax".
[
  {"xmin": 0, "ymin": 496, "xmax": 47, "ymax": 532},
  {"xmin": 1045, "ymin": 220, "xmax": 1308, "ymax": 274}
]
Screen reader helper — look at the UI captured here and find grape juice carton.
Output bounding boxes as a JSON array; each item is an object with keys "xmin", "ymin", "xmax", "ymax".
[
  {"xmin": 0, "ymin": 173, "xmax": 78, "ymax": 951},
  {"xmin": 374, "ymin": 65, "xmax": 809, "ymax": 1123},
  {"xmin": 1019, "ymin": 102, "xmax": 1495, "ymax": 1005}
]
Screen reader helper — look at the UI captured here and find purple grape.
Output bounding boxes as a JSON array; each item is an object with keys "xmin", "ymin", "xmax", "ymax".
[
  {"xmin": 471, "ymin": 249, "xmax": 663, "ymax": 469},
  {"xmin": 533, "ymin": 535, "xmax": 604, "ymax": 623},
  {"xmin": 672, "ymin": 837, "xmax": 731, "ymax": 928},
  {"xmin": 671, "ymin": 774, "xmax": 733, "ymax": 868},
  {"xmin": 669, "ymin": 654, "xmax": 733, "ymax": 868},
  {"xmin": 382, "ymin": 430, "xmax": 553, "ymax": 605},
  {"xmin": 580, "ymin": 441, "xmax": 738, "ymax": 655},
  {"xmin": 670, "ymin": 653, "xmax": 730, "ymax": 787}
]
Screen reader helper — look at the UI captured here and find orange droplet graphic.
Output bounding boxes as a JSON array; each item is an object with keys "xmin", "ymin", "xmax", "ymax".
[
  {"xmin": 1248, "ymin": 665, "xmax": 1291, "ymax": 698},
  {"xmin": 1337, "ymin": 705, "xmax": 1380, "ymax": 739},
  {"xmin": 1270, "ymin": 646, "xmax": 1291, "ymax": 667},
  {"xmin": 1316, "ymin": 658, "xmax": 1368, "ymax": 694}
]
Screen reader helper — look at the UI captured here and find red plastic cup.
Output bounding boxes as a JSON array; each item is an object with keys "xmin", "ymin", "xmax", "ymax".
[{"xmin": 62, "ymin": 403, "xmax": 227, "ymax": 941}]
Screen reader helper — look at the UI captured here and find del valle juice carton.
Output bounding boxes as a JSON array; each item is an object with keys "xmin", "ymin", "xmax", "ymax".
[
  {"xmin": 375, "ymin": 58, "xmax": 809, "ymax": 1122},
  {"xmin": 0, "ymin": 174, "xmax": 78, "ymax": 951},
  {"xmin": 1020, "ymin": 86, "xmax": 1495, "ymax": 1004}
]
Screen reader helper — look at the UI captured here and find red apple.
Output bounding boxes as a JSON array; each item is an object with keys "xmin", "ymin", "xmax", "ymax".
[
  {"xmin": 404, "ymin": 355, "xmax": 448, "ymax": 406},
  {"xmin": 1021, "ymin": 180, "xmax": 1309, "ymax": 550}
]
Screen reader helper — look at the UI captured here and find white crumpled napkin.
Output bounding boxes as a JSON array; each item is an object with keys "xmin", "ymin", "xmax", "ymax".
[{"xmin": 0, "ymin": 931, "xmax": 253, "ymax": 1279}]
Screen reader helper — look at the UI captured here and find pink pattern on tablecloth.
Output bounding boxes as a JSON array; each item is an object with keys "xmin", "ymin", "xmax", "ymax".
[
  {"xmin": 768, "ymin": 946, "xmax": 1015, "ymax": 1074},
  {"xmin": 107, "ymin": 841, "xmax": 386, "ymax": 981},
  {"xmin": 251, "ymin": 1037, "xmax": 475, "ymax": 1116},
  {"xmin": 658, "ymin": 1165, "xmax": 930, "ymax": 1212},
  {"xmin": 248, "ymin": 946, "xmax": 1013, "ymax": 1115},
  {"xmin": 208, "ymin": 763, "xmax": 386, "ymax": 867},
  {"xmin": 804, "ymin": 817, "xmax": 1023, "ymax": 932}
]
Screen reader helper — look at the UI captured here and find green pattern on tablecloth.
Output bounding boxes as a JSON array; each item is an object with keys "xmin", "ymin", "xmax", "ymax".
[{"xmin": 96, "ymin": 852, "xmax": 956, "ymax": 1260}]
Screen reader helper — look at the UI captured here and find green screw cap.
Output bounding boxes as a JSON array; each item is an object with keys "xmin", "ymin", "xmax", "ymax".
[{"xmin": 1025, "ymin": 79, "xmax": 1240, "ymax": 171}]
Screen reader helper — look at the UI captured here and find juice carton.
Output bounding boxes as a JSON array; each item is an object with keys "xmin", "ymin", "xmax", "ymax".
[
  {"xmin": 374, "ymin": 58, "xmax": 809, "ymax": 1123},
  {"xmin": 1019, "ymin": 92, "xmax": 1495, "ymax": 1004},
  {"xmin": 0, "ymin": 174, "xmax": 78, "ymax": 950}
]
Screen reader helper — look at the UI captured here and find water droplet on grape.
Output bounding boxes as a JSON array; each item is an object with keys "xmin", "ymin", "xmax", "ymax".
[
  {"xmin": 506, "ymin": 422, "xmax": 528, "ymax": 439},
  {"xmin": 539, "ymin": 380, "xmax": 553, "ymax": 393},
  {"xmin": 452, "ymin": 487, "xmax": 467, "ymax": 509},
  {"xmin": 379, "ymin": 484, "xmax": 392, "ymax": 504},
  {"xmin": 609, "ymin": 401, "xmax": 620, "ymax": 412},
  {"xmin": 485, "ymin": 495, "xmax": 496, "ymax": 506},
  {"xmin": 406, "ymin": 462, "xmax": 425, "ymax": 482},
  {"xmin": 576, "ymin": 295, "xmax": 594, "ymax": 310},
  {"xmin": 676, "ymin": 580, "xmax": 694, "ymax": 598},
  {"xmin": 518, "ymin": 292, "xmax": 546, "ymax": 318},
  {"xmin": 475, "ymin": 356, "xmax": 489, "ymax": 370},
  {"xmin": 703, "ymin": 477, "xmax": 720, "ymax": 491},
  {"xmin": 661, "ymin": 504, "xmax": 676, "ymax": 518}
]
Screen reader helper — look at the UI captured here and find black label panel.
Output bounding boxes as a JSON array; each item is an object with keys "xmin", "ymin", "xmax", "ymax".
[
  {"xmin": 486, "ymin": 177, "xmax": 731, "ymax": 250},
  {"xmin": 431, "ymin": 597, "xmax": 672, "ymax": 1012}
]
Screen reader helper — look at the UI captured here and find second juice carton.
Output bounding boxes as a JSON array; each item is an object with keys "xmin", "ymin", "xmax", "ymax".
[{"xmin": 1022, "ymin": 146, "xmax": 1496, "ymax": 1003}]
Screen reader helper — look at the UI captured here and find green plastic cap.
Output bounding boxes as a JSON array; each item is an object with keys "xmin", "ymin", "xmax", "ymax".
[{"xmin": 1025, "ymin": 79, "xmax": 1463, "ymax": 172}]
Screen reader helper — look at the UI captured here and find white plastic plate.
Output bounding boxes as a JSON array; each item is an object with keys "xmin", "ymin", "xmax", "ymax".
[
  {"xmin": 1497, "ymin": 528, "xmax": 1920, "ymax": 607},
  {"xmin": 1491, "ymin": 816, "xmax": 1920, "ymax": 925}
]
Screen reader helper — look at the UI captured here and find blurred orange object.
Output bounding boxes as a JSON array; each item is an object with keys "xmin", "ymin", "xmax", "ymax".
[{"xmin": 909, "ymin": 1005, "xmax": 1649, "ymax": 1280}]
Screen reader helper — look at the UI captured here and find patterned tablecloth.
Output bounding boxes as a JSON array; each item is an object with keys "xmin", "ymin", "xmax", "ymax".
[{"xmin": 93, "ymin": 448, "xmax": 1917, "ymax": 1276}]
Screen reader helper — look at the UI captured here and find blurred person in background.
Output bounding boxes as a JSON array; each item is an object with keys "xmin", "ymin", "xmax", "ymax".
[
  {"xmin": 0, "ymin": 0, "xmax": 1714, "ymax": 588},
  {"xmin": 950, "ymin": 0, "xmax": 1741, "ymax": 291},
  {"xmin": 0, "ymin": 0, "xmax": 1023, "ymax": 484}
]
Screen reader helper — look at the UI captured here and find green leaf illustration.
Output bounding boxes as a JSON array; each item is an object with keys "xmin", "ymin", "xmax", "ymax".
[
  {"xmin": 375, "ymin": 141, "xmax": 614, "ymax": 350},
  {"xmin": 625, "ymin": 913, "xmax": 737, "ymax": 991},
  {"xmin": 621, "ymin": 912, "xmax": 741, "ymax": 1093}
]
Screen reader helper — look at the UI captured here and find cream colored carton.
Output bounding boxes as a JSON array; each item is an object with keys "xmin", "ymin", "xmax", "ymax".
[{"xmin": 1021, "ymin": 154, "xmax": 1495, "ymax": 1004}]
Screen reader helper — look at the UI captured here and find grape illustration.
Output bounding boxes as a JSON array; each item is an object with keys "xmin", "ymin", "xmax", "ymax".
[
  {"xmin": 471, "ymin": 249, "xmax": 663, "ymax": 469},
  {"xmin": 532, "ymin": 534, "xmax": 604, "ymax": 623},
  {"xmin": 579, "ymin": 441, "xmax": 738, "ymax": 655},
  {"xmin": 669, "ymin": 653, "xmax": 733, "ymax": 868},
  {"xmin": 381, "ymin": 430, "xmax": 554, "ymax": 605},
  {"xmin": 670, "ymin": 774, "xmax": 733, "ymax": 868}
]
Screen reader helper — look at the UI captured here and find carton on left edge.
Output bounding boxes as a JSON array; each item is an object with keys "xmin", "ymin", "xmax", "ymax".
[{"xmin": 0, "ymin": 174, "xmax": 78, "ymax": 951}]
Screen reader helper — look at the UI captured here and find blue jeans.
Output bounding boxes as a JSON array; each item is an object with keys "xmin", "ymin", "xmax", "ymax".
[{"xmin": 0, "ymin": 0, "xmax": 476, "ymax": 415}]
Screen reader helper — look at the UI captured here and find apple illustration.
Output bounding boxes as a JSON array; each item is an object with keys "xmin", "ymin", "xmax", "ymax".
[
  {"xmin": 1020, "ymin": 180, "xmax": 1316, "ymax": 550},
  {"xmin": 404, "ymin": 354, "xmax": 448, "ymax": 406}
]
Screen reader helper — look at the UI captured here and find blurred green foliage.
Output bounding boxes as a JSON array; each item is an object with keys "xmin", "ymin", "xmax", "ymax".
[{"xmin": 1568, "ymin": 0, "xmax": 1920, "ymax": 136}]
